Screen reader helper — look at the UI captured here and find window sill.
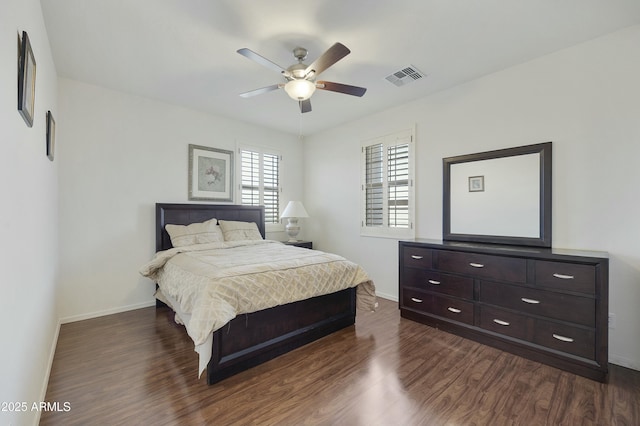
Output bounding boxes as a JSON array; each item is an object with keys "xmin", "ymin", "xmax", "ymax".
[{"xmin": 360, "ymin": 228, "xmax": 415, "ymax": 239}]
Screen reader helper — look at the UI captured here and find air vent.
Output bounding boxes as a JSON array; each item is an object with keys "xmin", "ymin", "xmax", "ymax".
[{"xmin": 385, "ymin": 65, "xmax": 426, "ymax": 87}]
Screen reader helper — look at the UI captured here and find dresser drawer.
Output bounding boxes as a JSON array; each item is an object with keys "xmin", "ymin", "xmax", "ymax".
[
  {"xmin": 479, "ymin": 305, "xmax": 531, "ymax": 341},
  {"xmin": 437, "ymin": 250, "xmax": 526, "ymax": 283},
  {"xmin": 534, "ymin": 319, "xmax": 595, "ymax": 360},
  {"xmin": 401, "ymin": 268, "xmax": 473, "ymax": 299},
  {"xmin": 430, "ymin": 294, "xmax": 474, "ymax": 325},
  {"xmin": 401, "ymin": 288, "xmax": 431, "ymax": 313},
  {"xmin": 480, "ymin": 281, "xmax": 595, "ymax": 327},
  {"xmin": 535, "ymin": 260, "xmax": 596, "ymax": 294},
  {"xmin": 402, "ymin": 247, "xmax": 432, "ymax": 269}
]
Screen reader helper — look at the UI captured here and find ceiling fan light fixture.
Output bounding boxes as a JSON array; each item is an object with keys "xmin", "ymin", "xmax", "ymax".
[
  {"xmin": 284, "ymin": 79, "xmax": 316, "ymax": 101},
  {"xmin": 238, "ymin": 43, "xmax": 366, "ymax": 109}
]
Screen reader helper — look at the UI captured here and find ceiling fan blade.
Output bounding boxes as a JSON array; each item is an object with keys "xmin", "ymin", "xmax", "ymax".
[
  {"xmin": 304, "ymin": 42, "xmax": 350, "ymax": 78},
  {"xmin": 299, "ymin": 99, "xmax": 312, "ymax": 113},
  {"xmin": 316, "ymin": 81, "xmax": 367, "ymax": 97},
  {"xmin": 239, "ymin": 84, "xmax": 282, "ymax": 98},
  {"xmin": 237, "ymin": 48, "xmax": 289, "ymax": 76}
]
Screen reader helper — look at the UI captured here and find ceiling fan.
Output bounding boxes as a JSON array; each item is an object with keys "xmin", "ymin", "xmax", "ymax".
[{"xmin": 237, "ymin": 42, "xmax": 367, "ymax": 113}]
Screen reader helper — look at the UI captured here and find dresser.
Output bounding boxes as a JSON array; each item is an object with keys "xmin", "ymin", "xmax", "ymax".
[{"xmin": 399, "ymin": 239, "xmax": 609, "ymax": 381}]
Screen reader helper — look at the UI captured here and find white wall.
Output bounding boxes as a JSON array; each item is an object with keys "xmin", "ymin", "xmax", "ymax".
[
  {"xmin": 57, "ymin": 79, "xmax": 303, "ymax": 321},
  {"xmin": 304, "ymin": 25, "xmax": 640, "ymax": 370},
  {"xmin": 0, "ymin": 1, "xmax": 59, "ymax": 425}
]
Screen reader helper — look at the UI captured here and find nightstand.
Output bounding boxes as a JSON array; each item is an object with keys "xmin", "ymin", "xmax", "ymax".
[{"xmin": 283, "ymin": 241, "xmax": 313, "ymax": 249}]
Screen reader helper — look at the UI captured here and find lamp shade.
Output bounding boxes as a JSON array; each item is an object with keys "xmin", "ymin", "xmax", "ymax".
[
  {"xmin": 284, "ymin": 79, "xmax": 316, "ymax": 101},
  {"xmin": 281, "ymin": 201, "xmax": 309, "ymax": 218}
]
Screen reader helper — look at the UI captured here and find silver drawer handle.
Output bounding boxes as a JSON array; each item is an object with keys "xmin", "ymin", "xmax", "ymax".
[
  {"xmin": 411, "ymin": 255, "xmax": 423, "ymax": 260},
  {"xmin": 428, "ymin": 279, "xmax": 441, "ymax": 285},
  {"xmin": 493, "ymin": 319, "xmax": 510, "ymax": 326},
  {"xmin": 469, "ymin": 262, "xmax": 484, "ymax": 268},
  {"xmin": 552, "ymin": 334, "xmax": 574, "ymax": 343},
  {"xmin": 521, "ymin": 298, "xmax": 540, "ymax": 304},
  {"xmin": 411, "ymin": 297, "xmax": 423, "ymax": 303},
  {"xmin": 447, "ymin": 307, "xmax": 462, "ymax": 313},
  {"xmin": 553, "ymin": 273, "xmax": 575, "ymax": 280}
]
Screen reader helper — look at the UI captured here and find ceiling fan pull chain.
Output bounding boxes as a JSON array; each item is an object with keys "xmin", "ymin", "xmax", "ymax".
[{"xmin": 298, "ymin": 110, "xmax": 303, "ymax": 139}]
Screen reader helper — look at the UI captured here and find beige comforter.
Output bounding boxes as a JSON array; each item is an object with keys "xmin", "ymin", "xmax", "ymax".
[{"xmin": 140, "ymin": 240, "xmax": 376, "ymax": 347}]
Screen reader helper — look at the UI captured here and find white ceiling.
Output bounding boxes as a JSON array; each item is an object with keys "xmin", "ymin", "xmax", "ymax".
[{"xmin": 40, "ymin": 0, "xmax": 640, "ymax": 137}]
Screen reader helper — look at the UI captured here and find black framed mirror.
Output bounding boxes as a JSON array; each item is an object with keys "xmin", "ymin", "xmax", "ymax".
[{"xmin": 443, "ymin": 142, "xmax": 552, "ymax": 247}]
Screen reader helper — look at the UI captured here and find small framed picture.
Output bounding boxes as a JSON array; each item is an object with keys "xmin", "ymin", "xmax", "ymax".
[
  {"xmin": 469, "ymin": 175, "xmax": 484, "ymax": 192},
  {"xmin": 46, "ymin": 111, "xmax": 55, "ymax": 161},
  {"xmin": 188, "ymin": 144, "xmax": 234, "ymax": 201},
  {"xmin": 18, "ymin": 31, "xmax": 37, "ymax": 127}
]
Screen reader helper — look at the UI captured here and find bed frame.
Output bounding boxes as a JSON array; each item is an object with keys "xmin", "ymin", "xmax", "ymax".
[{"xmin": 155, "ymin": 203, "xmax": 357, "ymax": 384}]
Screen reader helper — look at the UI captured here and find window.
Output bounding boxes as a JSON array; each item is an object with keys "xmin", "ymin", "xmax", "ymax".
[
  {"xmin": 240, "ymin": 148, "xmax": 281, "ymax": 228},
  {"xmin": 361, "ymin": 129, "xmax": 415, "ymax": 238}
]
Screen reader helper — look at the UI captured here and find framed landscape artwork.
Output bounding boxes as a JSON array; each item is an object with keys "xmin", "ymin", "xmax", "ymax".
[{"xmin": 188, "ymin": 144, "xmax": 234, "ymax": 202}]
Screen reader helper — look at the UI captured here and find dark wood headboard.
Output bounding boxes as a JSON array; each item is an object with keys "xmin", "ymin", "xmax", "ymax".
[{"xmin": 155, "ymin": 203, "xmax": 266, "ymax": 252}]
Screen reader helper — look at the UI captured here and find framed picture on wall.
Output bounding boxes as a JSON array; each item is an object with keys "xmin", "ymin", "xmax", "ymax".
[
  {"xmin": 188, "ymin": 144, "xmax": 234, "ymax": 201},
  {"xmin": 468, "ymin": 175, "xmax": 484, "ymax": 192},
  {"xmin": 46, "ymin": 111, "xmax": 55, "ymax": 161},
  {"xmin": 18, "ymin": 31, "xmax": 36, "ymax": 127}
]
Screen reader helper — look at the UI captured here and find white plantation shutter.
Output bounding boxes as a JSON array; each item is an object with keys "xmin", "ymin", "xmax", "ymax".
[
  {"xmin": 262, "ymin": 153, "xmax": 279, "ymax": 224},
  {"xmin": 387, "ymin": 143, "xmax": 410, "ymax": 228},
  {"xmin": 361, "ymin": 129, "xmax": 415, "ymax": 238},
  {"xmin": 364, "ymin": 143, "xmax": 384, "ymax": 226},
  {"xmin": 240, "ymin": 148, "xmax": 281, "ymax": 226},
  {"xmin": 241, "ymin": 150, "xmax": 260, "ymax": 205}
]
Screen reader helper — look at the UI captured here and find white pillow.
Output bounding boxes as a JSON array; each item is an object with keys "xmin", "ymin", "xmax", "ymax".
[
  {"xmin": 218, "ymin": 220, "xmax": 263, "ymax": 241},
  {"xmin": 165, "ymin": 218, "xmax": 223, "ymax": 247}
]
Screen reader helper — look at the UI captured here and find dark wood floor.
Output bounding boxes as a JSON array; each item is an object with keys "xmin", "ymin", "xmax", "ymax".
[{"xmin": 42, "ymin": 298, "xmax": 639, "ymax": 425}]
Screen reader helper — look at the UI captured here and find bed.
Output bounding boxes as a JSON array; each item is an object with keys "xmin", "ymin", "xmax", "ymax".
[{"xmin": 141, "ymin": 203, "xmax": 376, "ymax": 384}]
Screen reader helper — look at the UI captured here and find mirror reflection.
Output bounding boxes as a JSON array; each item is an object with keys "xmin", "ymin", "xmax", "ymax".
[
  {"xmin": 450, "ymin": 153, "xmax": 540, "ymax": 238},
  {"xmin": 443, "ymin": 142, "xmax": 552, "ymax": 247}
]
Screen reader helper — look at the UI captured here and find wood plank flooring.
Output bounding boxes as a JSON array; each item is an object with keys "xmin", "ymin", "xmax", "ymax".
[{"xmin": 42, "ymin": 298, "xmax": 639, "ymax": 425}]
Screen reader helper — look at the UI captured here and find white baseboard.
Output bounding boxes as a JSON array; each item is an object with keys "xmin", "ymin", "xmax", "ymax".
[
  {"xmin": 35, "ymin": 319, "xmax": 61, "ymax": 426},
  {"xmin": 376, "ymin": 292, "xmax": 398, "ymax": 302},
  {"xmin": 609, "ymin": 355, "xmax": 640, "ymax": 371},
  {"xmin": 60, "ymin": 300, "xmax": 156, "ymax": 324}
]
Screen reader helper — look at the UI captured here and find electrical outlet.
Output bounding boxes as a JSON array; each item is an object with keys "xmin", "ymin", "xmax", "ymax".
[{"xmin": 608, "ymin": 313, "xmax": 616, "ymax": 329}]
